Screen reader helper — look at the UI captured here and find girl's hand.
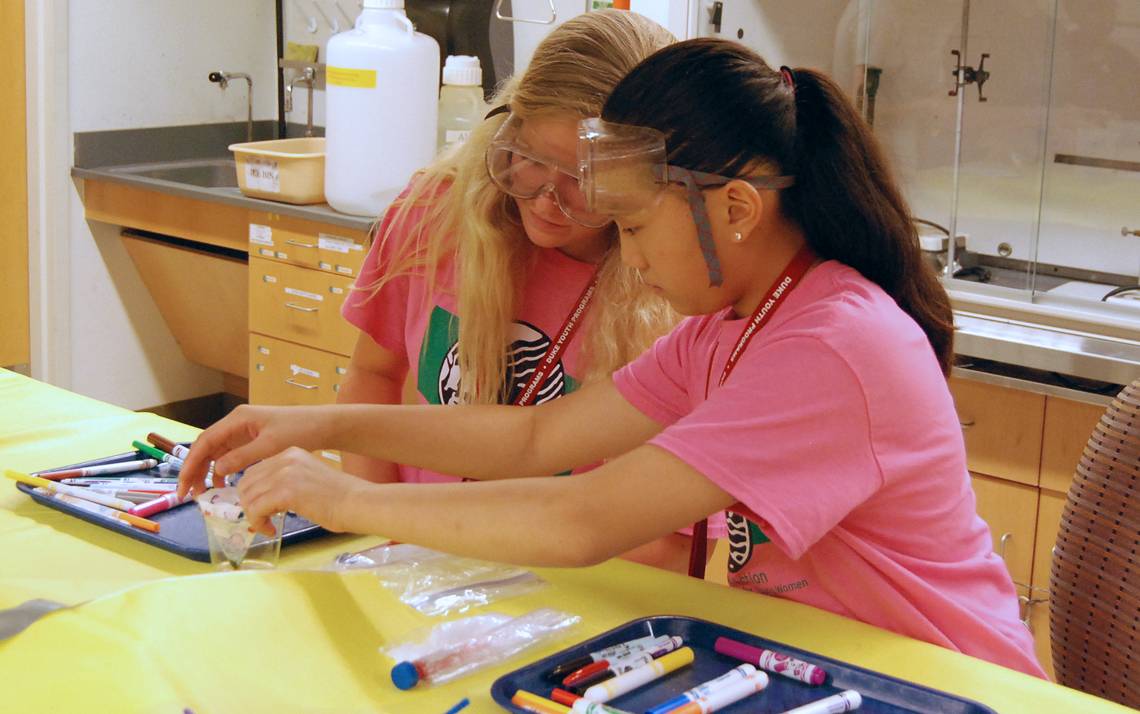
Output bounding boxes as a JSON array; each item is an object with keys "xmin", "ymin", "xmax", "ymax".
[
  {"xmin": 237, "ymin": 447, "xmax": 366, "ymax": 535},
  {"xmin": 177, "ymin": 404, "xmax": 335, "ymax": 498}
]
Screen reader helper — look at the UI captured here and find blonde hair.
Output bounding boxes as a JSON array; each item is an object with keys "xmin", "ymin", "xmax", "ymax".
[{"xmin": 361, "ymin": 10, "xmax": 676, "ymax": 404}]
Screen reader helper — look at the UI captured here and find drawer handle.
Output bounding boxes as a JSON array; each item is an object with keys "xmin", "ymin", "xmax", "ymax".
[
  {"xmin": 959, "ymin": 419, "xmax": 976, "ymax": 430},
  {"xmin": 284, "ymin": 379, "xmax": 318, "ymax": 390},
  {"xmin": 284, "ymin": 302, "xmax": 319, "ymax": 313},
  {"xmin": 997, "ymin": 532, "xmax": 1012, "ymax": 560},
  {"xmin": 285, "ymin": 239, "xmax": 316, "ymax": 248}
]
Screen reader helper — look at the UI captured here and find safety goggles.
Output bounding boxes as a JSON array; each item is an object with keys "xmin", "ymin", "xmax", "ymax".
[
  {"xmin": 485, "ymin": 114, "xmax": 612, "ymax": 228},
  {"xmin": 577, "ymin": 117, "xmax": 795, "ymax": 286}
]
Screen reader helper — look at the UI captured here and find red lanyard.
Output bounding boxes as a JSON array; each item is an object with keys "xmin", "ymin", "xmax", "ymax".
[
  {"xmin": 512, "ymin": 270, "xmax": 600, "ymax": 406},
  {"xmin": 706, "ymin": 245, "xmax": 817, "ymax": 395},
  {"xmin": 689, "ymin": 245, "xmax": 816, "ymax": 580}
]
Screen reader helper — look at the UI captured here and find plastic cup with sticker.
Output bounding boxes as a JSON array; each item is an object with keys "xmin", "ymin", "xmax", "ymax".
[{"xmin": 196, "ymin": 486, "xmax": 284, "ymax": 570}]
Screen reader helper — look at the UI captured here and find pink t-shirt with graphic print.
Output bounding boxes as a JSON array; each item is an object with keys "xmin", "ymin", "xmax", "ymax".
[
  {"xmin": 341, "ymin": 183, "xmax": 597, "ymax": 484},
  {"xmin": 612, "ymin": 260, "xmax": 1046, "ymax": 678}
]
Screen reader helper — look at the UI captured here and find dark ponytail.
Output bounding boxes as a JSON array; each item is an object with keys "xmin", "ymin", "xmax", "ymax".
[
  {"xmin": 783, "ymin": 67, "xmax": 954, "ymax": 375},
  {"xmin": 602, "ymin": 39, "xmax": 955, "ymax": 375}
]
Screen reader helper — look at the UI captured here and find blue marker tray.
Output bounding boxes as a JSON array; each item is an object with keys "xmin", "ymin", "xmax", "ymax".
[
  {"xmin": 491, "ymin": 615, "xmax": 997, "ymax": 713},
  {"xmin": 16, "ymin": 448, "xmax": 326, "ymax": 562}
]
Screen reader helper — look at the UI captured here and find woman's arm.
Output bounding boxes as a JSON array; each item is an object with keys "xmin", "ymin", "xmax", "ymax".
[
  {"xmin": 335, "ymin": 334, "xmax": 410, "ymax": 484},
  {"xmin": 235, "ymin": 440, "xmax": 737, "ymax": 567},
  {"xmin": 179, "ymin": 379, "xmax": 662, "ymax": 495}
]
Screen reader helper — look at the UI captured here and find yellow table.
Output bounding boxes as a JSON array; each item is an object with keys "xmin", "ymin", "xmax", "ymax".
[{"xmin": 0, "ymin": 369, "xmax": 1128, "ymax": 713}]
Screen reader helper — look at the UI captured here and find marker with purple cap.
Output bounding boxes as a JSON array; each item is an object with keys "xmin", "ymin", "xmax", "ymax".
[{"xmin": 713, "ymin": 636, "xmax": 827, "ymax": 685}]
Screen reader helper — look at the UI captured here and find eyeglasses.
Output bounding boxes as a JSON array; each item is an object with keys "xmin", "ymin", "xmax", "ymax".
[{"xmin": 485, "ymin": 114, "xmax": 612, "ymax": 228}]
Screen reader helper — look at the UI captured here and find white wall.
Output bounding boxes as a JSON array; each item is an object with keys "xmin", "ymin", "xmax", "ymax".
[{"xmin": 40, "ymin": 1, "xmax": 278, "ymax": 409}]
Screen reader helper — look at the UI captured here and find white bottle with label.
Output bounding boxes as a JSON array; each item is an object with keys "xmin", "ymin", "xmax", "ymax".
[
  {"xmin": 324, "ymin": 0, "xmax": 439, "ymax": 216},
  {"xmin": 437, "ymin": 56, "xmax": 487, "ymax": 152}
]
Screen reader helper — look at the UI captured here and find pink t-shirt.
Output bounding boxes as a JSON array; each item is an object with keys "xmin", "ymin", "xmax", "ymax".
[
  {"xmin": 613, "ymin": 261, "xmax": 1046, "ymax": 678},
  {"xmin": 341, "ymin": 183, "xmax": 597, "ymax": 484}
]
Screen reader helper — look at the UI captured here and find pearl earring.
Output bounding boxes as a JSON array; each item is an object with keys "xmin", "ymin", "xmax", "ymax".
[{"xmin": 733, "ymin": 232, "xmax": 743, "ymax": 242}]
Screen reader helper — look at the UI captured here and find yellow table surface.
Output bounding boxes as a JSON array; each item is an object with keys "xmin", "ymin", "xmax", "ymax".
[{"xmin": 0, "ymin": 369, "xmax": 1129, "ymax": 713}]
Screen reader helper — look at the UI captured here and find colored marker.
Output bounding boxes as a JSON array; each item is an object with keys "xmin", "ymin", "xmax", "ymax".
[
  {"xmin": 90, "ymin": 490, "xmax": 158, "ymax": 505},
  {"xmin": 545, "ymin": 634, "xmax": 673, "ymax": 681},
  {"xmin": 646, "ymin": 665, "xmax": 764, "ymax": 714},
  {"xmin": 6, "ymin": 470, "xmax": 136, "ymax": 511},
  {"xmin": 133, "ymin": 441, "xmax": 185, "ymax": 470},
  {"xmin": 582, "ymin": 647, "xmax": 695, "ymax": 703},
  {"xmin": 511, "ymin": 690, "xmax": 571, "ymax": 714},
  {"xmin": 780, "ymin": 690, "xmax": 862, "ymax": 714},
  {"xmin": 550, "ymin": 689, "xmax": 581, "ymax": 707},
  {"xmin": 668, "ymin": 669, "xmax": 769, "ymax": 714},
  {"xmin": 62, "ymin": 478, "xmax": 179, "ymax": 488},
  {"xmin": 129, "ymin": 491, "xmax": 193, "ymax": 518},
  {"xmin": 714, "ymin": 636, "xmax": 827, "ymax": 685},
  {"xmin": 564, "ymin": 651, "xmax": 655, "ymax": 688},
  {"xmin": 571, "ymin": 700, "xmax": 634, "ymax": 714},
  {"xmin": 147, "ymin": 432, "xmax": 192, "ymax": 460},
  {"xmin": 35, "ymin": 458, "xmax": 159, "ymax": 481},
  {"xmin": 442, "ymin": 697, "xmax": 470, "ymax": 714}
]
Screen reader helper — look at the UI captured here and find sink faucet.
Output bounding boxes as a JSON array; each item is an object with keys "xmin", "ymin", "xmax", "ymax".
[
  {"xmin": 285, "ymin": 67, "xmax": 317, "ymax": 138},
  {"xmin": 208, "ymin": 71, "xmax": 253, "ymax": 142}
]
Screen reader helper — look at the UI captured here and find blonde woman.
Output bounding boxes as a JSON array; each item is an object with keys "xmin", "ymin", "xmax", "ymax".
[{"xmin": 337, "ymin": 11, "xmax": 706, "ymax": 571}]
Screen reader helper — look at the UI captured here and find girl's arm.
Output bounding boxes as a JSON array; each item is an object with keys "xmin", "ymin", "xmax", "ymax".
[
  {"xmin": 335, "ymin": 334, "xmax": 410, "ymax": 483},
  {"xmin": 179, "ymin": 379, "xmax": 663, "ymax": 495},
  {"xmin": 236, "ymin": 440, "xmax": 738, "ymax": 567}
]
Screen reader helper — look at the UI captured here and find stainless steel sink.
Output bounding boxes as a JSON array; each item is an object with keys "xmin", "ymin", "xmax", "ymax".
[{"xmin": 108, "ymin": 159, "xmax": 238, "ymax": 188}]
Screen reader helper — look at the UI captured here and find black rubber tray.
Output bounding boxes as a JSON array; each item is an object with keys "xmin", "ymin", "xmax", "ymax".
[
  {"xmin": 17, "ymin": 448, "xmax": 326, "ymax": 562},
  {"xmin": 490, "ymin": 615, "xmax": 997, "ymax": 713}
]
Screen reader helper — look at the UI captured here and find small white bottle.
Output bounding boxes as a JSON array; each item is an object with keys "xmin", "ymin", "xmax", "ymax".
[{"xmin": 437, "ymin": 55, "xmax": 487, "ymax": 152}]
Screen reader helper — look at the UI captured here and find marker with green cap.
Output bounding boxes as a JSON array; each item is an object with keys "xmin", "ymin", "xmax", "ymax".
[{"xmin": 133, "ymin": 440, "xmax": 184, "ymax": 470}]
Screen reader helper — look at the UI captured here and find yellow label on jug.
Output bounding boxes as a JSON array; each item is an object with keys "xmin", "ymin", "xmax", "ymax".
[{"xmin": 327, "ymin": 66, "xmax": 377, "ymax": 89}]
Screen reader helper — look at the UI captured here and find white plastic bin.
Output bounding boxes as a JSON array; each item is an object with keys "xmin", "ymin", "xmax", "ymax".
[{"xmin": 229, "ymin": 137, "xmax": 326, "ymax": 205}]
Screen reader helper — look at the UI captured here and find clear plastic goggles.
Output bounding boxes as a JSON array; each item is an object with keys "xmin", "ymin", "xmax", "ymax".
[
  {"xmin": 485, "ymin": 114, "xmax": 612, "ymax": 228},
  {"xmin": 576, "ymin": 117, "xmax": 796, "ymax": 286}
]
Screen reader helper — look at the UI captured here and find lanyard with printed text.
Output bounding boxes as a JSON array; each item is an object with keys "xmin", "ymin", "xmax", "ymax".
[
  {"xmin": 689, "ymin": 245, "xmax": 817, "ymax": 580},
  {"xmin": 511, "ymin": 270, "xmax": 601, "ymax": 406}
]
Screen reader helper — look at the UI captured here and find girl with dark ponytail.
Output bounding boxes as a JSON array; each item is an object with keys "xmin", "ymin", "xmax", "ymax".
[{"xmin": 180, "ymin": 38, "xmax": 1044, "ymax": 679}]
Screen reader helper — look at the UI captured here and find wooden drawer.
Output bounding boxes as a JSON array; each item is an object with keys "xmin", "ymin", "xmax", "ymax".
[
  {"xmin": 249, "ymin": 333, "xmax": 349, "ymax": 406},
  {"xmin": 971, "ymin": 473, "xmax": 1039, "ymax": 587},
  {"xmin": 950, "ymin": 378, "xmax": 1045, "ymax": 486},
  {"xmin": 247, "ymin": 211, "xmax": 370, "ymax": 278},
  {"xmin": 249, "ymin": 256, "xmax": 357, "ymax": 356},
  {"xmin": 1040, "ymin": 396, "xmax": 1104, "ymax": 493},
  {"xmin": 121, "ymin": 232, "xmax": 248, "ymax": 377},
  {"xmin": 1029, "ymin": 489, "xmax": 1067, "ymax": 679}
]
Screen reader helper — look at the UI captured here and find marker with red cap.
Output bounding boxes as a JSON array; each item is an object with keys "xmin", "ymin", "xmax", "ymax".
[
  {"xmin": 544, "ymin": 634, "xmax": 668, "ymax": 681},
  {"xmin": 129, "ymin": 491, "xmax": 193, "ymax": 518}
]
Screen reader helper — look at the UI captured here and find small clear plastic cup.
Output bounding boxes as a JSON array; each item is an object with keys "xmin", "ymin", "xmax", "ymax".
[{"xmin": 196, "ymin": 486, "xmax": 284, "ymax": 571}]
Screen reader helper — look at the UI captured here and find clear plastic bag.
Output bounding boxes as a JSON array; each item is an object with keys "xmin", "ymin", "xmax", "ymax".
[
  {"xmin": 382, "ymin": 609, "xmax": 581, "ymax": 689},
  {"xmin": 328, "ymin": 543, "xmax": 545, "ymax": 616}
]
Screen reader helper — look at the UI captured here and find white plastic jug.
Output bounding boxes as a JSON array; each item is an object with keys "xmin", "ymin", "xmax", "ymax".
[{"xmin": 324, "ymin": 0, "xmax": 439, "ymax": 216}]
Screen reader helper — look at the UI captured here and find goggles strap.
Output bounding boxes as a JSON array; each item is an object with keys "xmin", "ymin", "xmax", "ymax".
[{"xmin": 675, "ymin": 170, "xmax": 725, "ymax": 287}]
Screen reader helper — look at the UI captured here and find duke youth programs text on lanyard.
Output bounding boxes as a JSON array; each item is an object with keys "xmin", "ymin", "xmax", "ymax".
[
  {"xmin": 511, "ymin": 270, "xmax": 601, "ymax": 406},
  {"xmin": 687, "ymin": 245, "xmax": 817, "ymax": 579}
]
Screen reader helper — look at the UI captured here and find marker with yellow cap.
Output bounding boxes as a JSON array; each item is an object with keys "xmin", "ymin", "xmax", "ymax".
[
  {"xmin": 582, "ymin": 647, "xmax": 695, "ymax": 702},
  {"xmin": 6, "ymin": 469, "xmax": 135, "ymax": 511}
]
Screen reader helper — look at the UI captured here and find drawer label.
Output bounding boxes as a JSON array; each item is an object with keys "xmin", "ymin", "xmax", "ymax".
[
  {"xmin": 284, "ymin": 287, "xmax": 323, "ymax": 302},
  {"xmin": 336, "ymin": 265, "xmax": 353, "ymax": 275},
  {"xmin": 290, "ymin": 364, "xmax": 321, "ymax": 379},
  {"xmin": 245, "ymin": 158, "xmax": 280, "ymax": 193},
  {"xmin": 318, "ymin": 234, "xmax": 360, "ymax": 253},
  {"xmin": 249, "ymin": 224, "xmax": 274, "ymax": 246}
]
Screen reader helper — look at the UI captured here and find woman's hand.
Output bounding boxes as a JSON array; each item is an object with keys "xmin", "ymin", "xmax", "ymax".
[
  {"xmin": 237, "ymin": 447, "xmax": 367, "ymax": 535},
  {"xmin": 177, "ymin": 404, "xmax": 336, "ymax": 498}
]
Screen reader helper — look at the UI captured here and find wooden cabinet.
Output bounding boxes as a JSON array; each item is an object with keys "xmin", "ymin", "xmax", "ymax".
[
  {"xmin": 952, "ymin": 375, "xmax": 1109, "ymax": 679},
  {"xmin": 951, "ymin": 379, "xmax": 1045, "ymax": 486},
  {"xmin": 121, "ymin": 232, "xmax": 249, "ymax": 377},
  {"xmin": 246, "ymin": 212, "xmax": 371, "ymax": 470}
]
